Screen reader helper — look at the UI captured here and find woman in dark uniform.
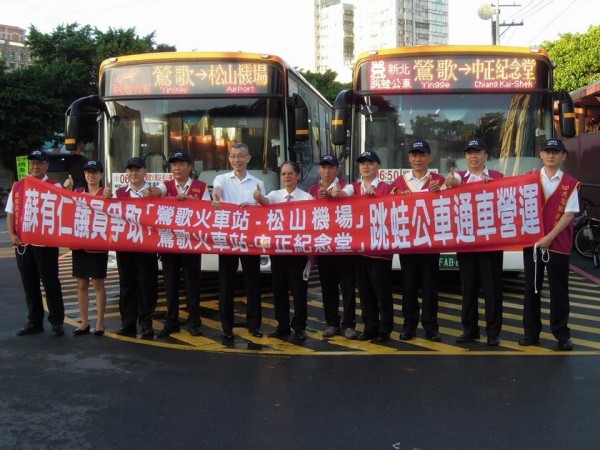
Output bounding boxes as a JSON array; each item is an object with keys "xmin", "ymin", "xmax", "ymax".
[{"xmin": 64, "ymin": 160, "xmax": 109, "ymax": 336}]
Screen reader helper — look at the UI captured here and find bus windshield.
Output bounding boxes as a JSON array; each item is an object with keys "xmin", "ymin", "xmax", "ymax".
[
  {"xmin": 105, "ymin": 96, "xmax": 285, "ymax": 192},
  {"xmin": 355, "ymin": 91, "xmax": 554, "ymax": 181}
]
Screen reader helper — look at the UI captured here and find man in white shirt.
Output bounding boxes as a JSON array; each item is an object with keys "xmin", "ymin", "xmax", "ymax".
[{"xmin": 212, "ymin": 143, "xmax": 266, "ymax": 341}]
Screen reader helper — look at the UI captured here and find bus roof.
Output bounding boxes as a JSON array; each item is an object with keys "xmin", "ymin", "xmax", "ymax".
[
  {"xmin": 354, "ymin": 45, "xmax": 550, "ymax": 65},
  {"xmin": 99, "ymin": 51, "xmax": 289, "ymax": 72}
]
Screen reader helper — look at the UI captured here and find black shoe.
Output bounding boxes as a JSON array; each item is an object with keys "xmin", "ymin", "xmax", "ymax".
[
  {"xmin": 557, "ymin": 339, "xmax": 573, "ymax": 351},
  {"xmin": 185, "ymin": 325, "xmax": 203, "ymax": 337},
  {"xmin": 399, "ymin": 331, "xmax": 415, "ymax": 341},
  {"xmin": 140, "ymin": 327, "xmax": 154, "ymax": 339},
  {"xmin": 16, "ymin": 324, "xmax": 44, "ymax": 336},
  {"xmin": 73, "ymin": 325, "xmax": 91, "ymax": 336},
  {"xmin": 456, "ymin": 332, "xmax": 480, "ymax": 343},
  {"xmin": 375, "ymin": 333, "xmax": 390, "ymax": 343},
  {"xmin": 249, "ymin": 329, "xmax": 263, "ymax": 338},
  {"xmin": 116, "ymin": 327, "xmax": 137, "ymax": 337},
  {"xmin": 487, "ymin": 336, "xmax": 501, "ymax": 346},
  {"xmin": 51, "ymin": 324, "xmax": 65, "ymax": 337},
  {"xmin": 268, "ymin": 328, "xmax": 291, "ymax": 338},
  {"xmin": 222, "ymin": 331, "xmax": 235, "ymax": 342},
  {"xmin": 426, "ymin": 331, "xmax": 442, "ymax": 342},
  {"xmin": 295, "ymin": 330, "xmax": 307, "ymax": 341},
  {"xmin": 358, "ymin": 332, "xmax": 376, "ymax": 341},
  {"xmin": 157, "ymin": 325, "xmax": 180, "ymax": 338},
  {"xmin": 518, "ymin": 337, "xmax": 540, "ymax": 346},
  {"xmin": 93, "ymin": 329, "xmax": 104, "ymax": 336}
]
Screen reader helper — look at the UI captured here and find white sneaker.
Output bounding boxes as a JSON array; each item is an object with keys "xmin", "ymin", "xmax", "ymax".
[
  {"xmin": 323, "ymin": 326, "xmax": 342, "ymax": 338},
  {"xmin": 344, "ymin": 328, "xmax": 358, "ymax": 340}
]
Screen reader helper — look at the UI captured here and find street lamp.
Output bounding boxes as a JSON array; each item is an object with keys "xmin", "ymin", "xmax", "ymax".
[{"xmin": 478, "ymin": 3, "xmax": 500, "ymax": 45}]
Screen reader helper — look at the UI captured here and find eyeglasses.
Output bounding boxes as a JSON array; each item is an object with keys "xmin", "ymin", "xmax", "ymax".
[
  {"xmin": 229, "ymin": 153, "xmax": 249, "ymax": 160},
  {"xmin": 29, "ymin": 161, "xmax": 48, "ymax": 166}
]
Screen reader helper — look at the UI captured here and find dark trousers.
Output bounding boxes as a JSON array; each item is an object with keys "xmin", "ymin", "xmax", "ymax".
[
  {"xmin": 218, "ymin": 254, "xmax": 262, "ymax": 332},
  {"xmin": 457, "ymin": 251, "xmax": 503, "ymax": 338},
  {"xmin": 270, "ymin": 255, "xmax": 308, "ymax": 332},
  {"xmin": 318, "ymin": 255, "xmax": 357, "ymax": 329},
  {"xmin": 160, "ymin": 253, "xmax": 202, "ymax": 327},
  {"xmin": 15, "ymin": 246, "xmax": 64, "ymax": 326},
  {"xmin": 522, "ymin": 247, "xmax": 570, "ymax": 341},
  {"xmin": 116, "ymin": 251, "xmax": 158, "ymax": 329},
  {"xmin": 399, "ymin": 253, "xmax": 440, "ymax": 333},
  {"xmin": 355, "ymin": 256, "xmax": 394, "ymax": 335}
]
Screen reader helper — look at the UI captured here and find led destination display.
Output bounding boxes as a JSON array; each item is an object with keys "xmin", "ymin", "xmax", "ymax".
[
  {"xmin": 363, "ymin": 55, "xmax": 545, "ymax": 91},
  {"xmin": 104, "ymin": 62, "xmax": 272, "ymax": 96}
]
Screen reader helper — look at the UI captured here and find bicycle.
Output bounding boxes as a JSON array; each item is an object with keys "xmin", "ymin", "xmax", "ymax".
[
  {"xmin": 573, "ymin": 199, "xmax": 595, "ymax": 258},
  {"xmin": 574, "ymin": 213, "xmax": 600, "ymax": 267}
]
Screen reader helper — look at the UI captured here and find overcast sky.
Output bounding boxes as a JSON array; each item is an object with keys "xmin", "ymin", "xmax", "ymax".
[{"xmin": 4, "ymin": 0, "xmax": 597, "ymax": 70}]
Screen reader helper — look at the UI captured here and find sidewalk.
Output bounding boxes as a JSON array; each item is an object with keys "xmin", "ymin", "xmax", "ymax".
[{"xmin": 570, "ymin": 250, "xmax": 600, "ymax": 284}]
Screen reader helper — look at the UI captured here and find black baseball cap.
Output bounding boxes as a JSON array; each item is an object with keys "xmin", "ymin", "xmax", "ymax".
[
  {"xmin": 28, "ymin": 150, "xmax": 49, "ymax": 161},
  {"xmin": 125, "ymin": 157, "xmax": 146, "ymax": 169},
  {"xmin": 319, "ymin": 154, "xmax": 339, "ymax": 166},
  {"xmin": 464, "ymin": 138, "xmax": 487, "ymax": 151},
  {"xmin": 542, "ymin": 139, "xmax": 567, "ymax": 153},
  {"xmin": 83, "ymin": 160, "xmax": 104, "ymax": 172},
  {"xmin": 356, "ymin": 151, "xmax": 381, "ymax": 164},
  {"xmin": 410, "ymin": 140, "xmax": 431, "ymax": 153},
  {"xmin": 168, "ymin": 151, "xmax": 192, "ymax": 163}
]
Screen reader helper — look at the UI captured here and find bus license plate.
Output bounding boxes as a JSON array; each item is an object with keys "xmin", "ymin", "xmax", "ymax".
[{"xmin": 439, "ymin": 254, "xmax": 459, "ymax": 270}]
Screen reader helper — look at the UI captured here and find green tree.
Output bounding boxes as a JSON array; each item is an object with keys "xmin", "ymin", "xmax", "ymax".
[
  {"xmin": 542, "ymin": 25, "xmax": 600, "ymax": 92},
  {"xmin": 0, "ymin": 24, "xmax": 175, "ymax": 177},
  {"xmin": 299, "ymin": 69, "xmax": 351, "ymax": 104},
  {"xmin": 0, "ymin": 65, "xmax": 64, "ymax": 171}
]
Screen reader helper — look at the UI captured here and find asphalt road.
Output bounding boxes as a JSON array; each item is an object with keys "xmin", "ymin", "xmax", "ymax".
[{"xmin": 1, "ymin": 216, "xmax": 600, "ymax": 450}]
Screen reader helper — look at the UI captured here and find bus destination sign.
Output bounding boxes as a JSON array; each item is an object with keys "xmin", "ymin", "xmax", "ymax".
[
  {"xmin": 106, "ymin": 62, "xmax": 270, "ymax": 96},
  {"xmin": 364, "ymin": 56, "xmax": 540, "ymax": 91}
]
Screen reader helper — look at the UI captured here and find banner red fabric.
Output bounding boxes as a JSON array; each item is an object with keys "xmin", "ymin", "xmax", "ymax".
[{"xmin": 16, "ymin": 173, "xmax": 544, "ymax": 255}]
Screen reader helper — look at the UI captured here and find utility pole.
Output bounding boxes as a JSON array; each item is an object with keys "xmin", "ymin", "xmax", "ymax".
[{"xmin": 478, "ymin": 3, "xmax": 523, "ymax": 45}]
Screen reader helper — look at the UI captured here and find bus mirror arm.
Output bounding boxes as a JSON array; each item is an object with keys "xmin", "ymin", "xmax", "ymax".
[{"xmin": 556, "ymin": 89, "xmax": 576, "ymax": 138}]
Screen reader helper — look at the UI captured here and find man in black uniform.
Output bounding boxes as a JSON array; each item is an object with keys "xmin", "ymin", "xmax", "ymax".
[{"xmin": 6, "ymin": 150, "xmax": 65, "ymax": 337}]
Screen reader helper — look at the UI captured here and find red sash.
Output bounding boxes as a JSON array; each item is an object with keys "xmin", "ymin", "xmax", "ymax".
[
  {"xmin": 542, "ymin": 171, "xmax": 579, "ymax": 253},
  {"xmin": 12, "ymin": 177, "xmax": 59, "ymax": 242},
  {"xmin": 391, "ymin": 171, "xmax": 446, "ymax": 194},
  {"xmin": 308, "ymin": 179, "xmax": 349, "ymax": 197},
  {"xmin": 164, "ymin": 178, "xmax": 208, "ymax": 199}
]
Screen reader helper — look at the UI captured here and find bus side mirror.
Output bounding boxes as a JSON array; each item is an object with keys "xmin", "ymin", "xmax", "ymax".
[
  {"xmin": 557, "ymin": 90, "xmax": 576, "ymax": 138},
  {"xmin": 64, "ymin": 95, "xmax": 101, "ymax": 151},
  {"xmin": 331, "ymin": 89, "xmax": 353, "ymax": 146},
  {"xmin": 291, "ymin": 93, "xmax": 309, "ymax": 143}
]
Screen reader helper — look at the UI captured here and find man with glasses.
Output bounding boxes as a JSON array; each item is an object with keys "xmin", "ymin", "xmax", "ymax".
[
  {"xmin": 6, "ymin": 150, "xmax": 65, "ymax": 337},
  {"xmin": 212, "ymin": 142, "xmax": 266, "ymax": 341}
]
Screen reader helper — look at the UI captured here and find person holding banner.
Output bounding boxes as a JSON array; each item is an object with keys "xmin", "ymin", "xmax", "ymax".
[
  {"xmin": 212, "ymin": 142, "xmax": 266, "ymax": 342},
  {"xmin": 254, "ymin": 161, "xmax": 313, "ymax": 341},
  {"xmin": 448, "ymin": 138, "xmax": 505, "ymax": 346},
  {"xmin": 63, "ymin": 160, "xmax": 109, "ymax": 336},
  {"xmin": 6, "ymin": 150, "xmax": 65, "ymax": 337},
  {"xmin": 392, "ymin": 140, "xmax": 445, "ymax": 342},
  {"xmin": 110, "ymin": 157, "xmax": 159, "ymax": 339},
  {"xmin": 351, "ymin": 150, "xmax": 395, "ymax": 343},
  {"xmin": 308, "ymin": 154, "xmax": 358, "ymax": 339},
  {"xmin": 147, "ymin": 150, "xmax": 209, "ymax": 339},
  {"xmin": 520, "ymin": 139, "xmax": 579, "ymax": 351}
]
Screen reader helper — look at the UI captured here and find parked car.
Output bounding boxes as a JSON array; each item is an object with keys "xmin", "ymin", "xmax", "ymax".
[{"xmin": 45, "ymin": 152, "xmax": 88, "ymax": 189}]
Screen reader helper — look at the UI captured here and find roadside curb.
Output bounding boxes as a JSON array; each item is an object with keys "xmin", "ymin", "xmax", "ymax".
[{"xmin": 570, "ymin": 263, "xmax": 600, "ymax": 285}]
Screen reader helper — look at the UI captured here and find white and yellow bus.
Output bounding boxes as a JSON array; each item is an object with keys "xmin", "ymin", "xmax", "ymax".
[
  {"xmin": 331, "ymin": 45, "xmax": 576, "ymax": 271},
  {"xmin": 64, "ymin": 51, "xmax": 333, "ymax": 270}
]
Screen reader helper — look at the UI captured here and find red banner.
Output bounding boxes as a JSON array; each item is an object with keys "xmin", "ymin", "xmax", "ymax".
[{"xmin": 16, "ymin": 174, "xmax": 544, "ymax": 255}]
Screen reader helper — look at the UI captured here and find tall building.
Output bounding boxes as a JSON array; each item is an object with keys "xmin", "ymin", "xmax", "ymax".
[
  {"xmin": 0, "ymin": 25, "xmax": 31, "ymax": 70},
  {"xmin": 315, "ymin": 0, "xmax": 354, "ymax": 82},
  {"xmin": 315, "ymin": 0, "xmax": 448, "ymax": 81}
]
